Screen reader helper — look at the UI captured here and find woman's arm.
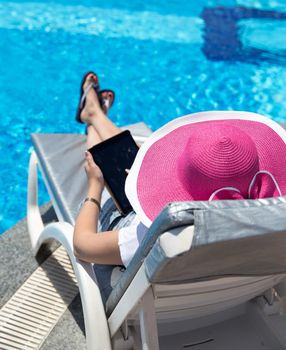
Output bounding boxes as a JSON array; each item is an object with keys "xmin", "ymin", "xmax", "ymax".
[{"xmin": 73, "ymin": 151, "xmax": 123, "ymax": 265}]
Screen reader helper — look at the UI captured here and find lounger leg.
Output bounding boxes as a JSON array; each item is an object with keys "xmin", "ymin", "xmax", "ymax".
[{"xmin": 139, "ymin": 287, "xmax": 159, "ymax": 350}]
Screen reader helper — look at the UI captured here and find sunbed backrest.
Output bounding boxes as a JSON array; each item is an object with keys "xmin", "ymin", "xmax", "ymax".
[
  {"xmin": 146, "ymin": 200, "xmax": 286, "ymax": 283},
  {"xmin": 106, "ymin": 197, "xmax": 286, "ymax": 315}
]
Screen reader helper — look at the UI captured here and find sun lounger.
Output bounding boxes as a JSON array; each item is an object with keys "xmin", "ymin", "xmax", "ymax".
[{"xmin": 27, "ymin": 122, "xmax": 286, "ymax": 350}]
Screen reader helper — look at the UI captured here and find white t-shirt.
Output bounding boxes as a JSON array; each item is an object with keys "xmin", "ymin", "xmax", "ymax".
[{"xmin": 118, "ymin": 215, "xmax": 148, "ymax": 267}]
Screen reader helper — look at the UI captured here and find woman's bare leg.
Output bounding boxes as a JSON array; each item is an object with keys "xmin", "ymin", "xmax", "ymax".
[
  {"xmin": 80, "ymin": 73, "xmax": 121, "ymax": 141},
  {"xmin": 86, "ymin": 125, "xmax": 102, "ymax": 149},
  {"xmin": 89, "ymin": 111, "xmax": 121, "ymax": 141}
]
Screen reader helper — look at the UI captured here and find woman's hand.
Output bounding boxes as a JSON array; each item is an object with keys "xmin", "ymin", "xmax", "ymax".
[{"xmin": 84, "ymin": 151, "xmax": 104, "ymax": 190}]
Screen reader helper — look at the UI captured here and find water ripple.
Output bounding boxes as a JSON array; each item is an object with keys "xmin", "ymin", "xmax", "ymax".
[{"xmin": 0, "ymin": 2, "xmax": 203, "ymax": 44}]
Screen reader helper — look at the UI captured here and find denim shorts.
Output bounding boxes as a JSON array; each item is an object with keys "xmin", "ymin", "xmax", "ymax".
[
  {"xmin": 88, "ymin": 188, "xmax": 138, "ymax": 303},
  {"xmin": 97, "ymin": 188, "xmax": 137, "ymax": 232},
  {"xmin": 79, "ymin": 187, "xmax": 136, "ymax": 232}
]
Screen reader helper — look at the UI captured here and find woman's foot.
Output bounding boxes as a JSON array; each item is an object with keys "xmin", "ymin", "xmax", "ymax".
[
  {"xmin": 80, "ymin": 73, "xmax": 106, "ymax": 124},
  {"xmin": 100, "ymin": 90, "xmax": 115, "ymax": 114}
]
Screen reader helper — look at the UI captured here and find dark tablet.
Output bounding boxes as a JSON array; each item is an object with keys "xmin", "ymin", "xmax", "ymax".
[{"xmin": 88, "ymin": 130, "xmax": 139, "ymax": 215}]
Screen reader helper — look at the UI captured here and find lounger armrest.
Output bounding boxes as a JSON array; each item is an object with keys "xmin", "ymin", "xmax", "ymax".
[
  {"xmin": 35, "ymin": 222, "xmax": 112, "ymax": 349},
  {"xmin": 37, "ymin": 222, "xmax": 98, "ymax": 291}
]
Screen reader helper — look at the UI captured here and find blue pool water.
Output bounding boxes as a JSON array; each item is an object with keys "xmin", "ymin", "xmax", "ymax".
[{"xmin": 1, "ymin": 0, "xmax": 286, "ymax": 233}]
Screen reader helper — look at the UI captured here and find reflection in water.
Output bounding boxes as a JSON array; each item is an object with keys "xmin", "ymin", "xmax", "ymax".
[{"xmin": 202, "ymin": 6, "xmax": 286, "ymax": 64}]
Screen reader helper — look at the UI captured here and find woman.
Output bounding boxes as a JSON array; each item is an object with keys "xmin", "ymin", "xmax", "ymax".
[
  {"xmin": 73, "ymin": 72, "xmax": 135, "ymax": 266},
  {"xmin": 73, "ymin": 72, "xmax": 286, "ymax": 268}
]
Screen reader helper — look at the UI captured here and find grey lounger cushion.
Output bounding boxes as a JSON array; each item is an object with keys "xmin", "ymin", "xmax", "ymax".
[
  {"xmin": 105, "ymin": 197, "xmax": 286, "ymax": 316},
  {"xmin": 32, "ymin": 133, "xmax": 87, "ymax": 224}
]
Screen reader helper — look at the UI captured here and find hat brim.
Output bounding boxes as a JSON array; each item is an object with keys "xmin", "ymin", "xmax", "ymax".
[{"xmin": 125, "ymin": 111, "xmax": 286, "ymax": 227}]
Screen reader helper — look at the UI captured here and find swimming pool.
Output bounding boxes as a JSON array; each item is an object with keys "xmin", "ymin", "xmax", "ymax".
[{"xmin": 1, "ymin": 0, "xmax": 286, "ymax": 233}]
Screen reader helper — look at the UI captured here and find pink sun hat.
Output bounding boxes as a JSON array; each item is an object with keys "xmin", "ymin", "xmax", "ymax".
[{"xmin": 125, "ymin": 111, "xmax": 286, "ymax": 228}]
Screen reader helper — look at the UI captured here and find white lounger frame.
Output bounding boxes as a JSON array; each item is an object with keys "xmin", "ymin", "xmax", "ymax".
[{"xmin": 28, "ymin": 148, "xmax": 286, "ymax": 350}]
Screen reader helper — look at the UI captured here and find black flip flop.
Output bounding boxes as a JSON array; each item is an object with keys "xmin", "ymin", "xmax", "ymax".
[
  {"xmin": 84, "ymin": 90, "xmax": 116, "ymax": 135},
  {"xmin": 99, "ymin": 89, "xmax": 116, "ymax": 112},
  {"xmin": 75, "ymin": 71, "xmax": 100, "ymax": 124}
]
